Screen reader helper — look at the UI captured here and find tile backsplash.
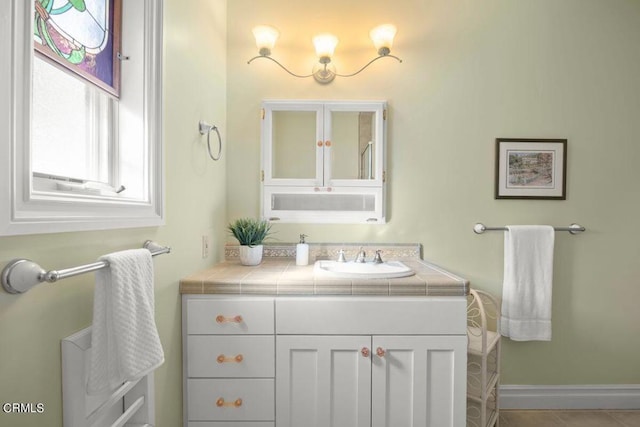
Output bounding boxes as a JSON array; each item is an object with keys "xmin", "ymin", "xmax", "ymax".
[{"xmin": 225, "ymin": 242, "xmax": 421, "ymax": 261}]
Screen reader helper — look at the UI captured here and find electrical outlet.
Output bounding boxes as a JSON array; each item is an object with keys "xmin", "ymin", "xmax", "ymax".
[{"xmin": 201, "ymin": 235, "xmax": 209, "ymax": 258}]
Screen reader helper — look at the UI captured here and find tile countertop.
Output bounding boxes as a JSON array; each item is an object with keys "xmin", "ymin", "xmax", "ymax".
[{"xmin": 179, "ymin": 243, "xmax": 469, "ymax": 297}]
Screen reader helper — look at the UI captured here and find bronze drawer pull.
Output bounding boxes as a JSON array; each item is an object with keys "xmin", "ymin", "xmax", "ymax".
[
  {"xmin": 216, "ymin": 397, "xmax": 243, "ymax": 408},
  {"xmin": 216, "ymin": 315, "xmax": 243, "ymax": 324},
  {"xmin": 217, "ymin": 354, "xmax": 244, "ymax": 363}
]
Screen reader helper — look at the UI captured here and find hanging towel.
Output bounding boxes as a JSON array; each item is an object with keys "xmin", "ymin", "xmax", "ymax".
[
  {"xmin": 88, "ymin": 248, "xmax": 165, "ymax": 395},
  {"xmin": 501, "ymin": 225, "xmax": 555, "ymax": 341}
]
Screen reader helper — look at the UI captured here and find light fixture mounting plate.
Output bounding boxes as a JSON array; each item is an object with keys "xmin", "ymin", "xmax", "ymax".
[{"xmin": 312, "ymin": 63, "xmax": 336, "ymax": 84}]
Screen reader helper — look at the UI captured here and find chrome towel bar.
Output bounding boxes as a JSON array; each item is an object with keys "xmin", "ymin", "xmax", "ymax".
[
  {"xmin": 1, "ymin": 241, "xmax": 171, "ymax": 294},
  {"xmin": 473, "ymin": 223, "xmax": 585, "ymax": 235}
]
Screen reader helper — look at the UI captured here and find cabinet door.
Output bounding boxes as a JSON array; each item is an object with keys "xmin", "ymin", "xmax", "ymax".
[
  {"xmin": 323, "ymin": 102, "xmax": 385, "ymax": 188},
  {"xmin": 262, "ymin": 102, "xmax": 324, "ymax": 187},
  {"xmin": 371, "ymin": 336, "xmax": 467, "ymax": 427},
  {"xmin": 276, "ymin": 336, "xmax": 371, "ymax": 427}
]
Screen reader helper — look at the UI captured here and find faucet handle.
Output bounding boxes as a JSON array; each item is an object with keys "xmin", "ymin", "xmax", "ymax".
[
  {"xmin": 337, "ymin": 249, "xmax": 347, "ymax": 263},
  {"xmin": 372, "ymin": 250, "xmax": 383, "ymax": 264}
]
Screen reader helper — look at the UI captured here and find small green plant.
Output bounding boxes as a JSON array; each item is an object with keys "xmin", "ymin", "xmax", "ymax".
[{"xmin": 227, "ymin": 218, "xmax": 272, "ymax": 247}]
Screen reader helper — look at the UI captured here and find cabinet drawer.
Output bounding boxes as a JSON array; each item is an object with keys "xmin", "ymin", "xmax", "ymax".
[
  {"xmin": 187, "ymin": 379, "xmax": 274, "ymax": 421},
  {"xmin": 187, "ymin": 299, "xmax": 274, "ymax": 335},
  {"xmin": 188, "ymin": 336, "xmax": 274, "ymax": 378},
  {"xmin": 276, "ymin": 297, "xmax": 467, "ymax": 335}
]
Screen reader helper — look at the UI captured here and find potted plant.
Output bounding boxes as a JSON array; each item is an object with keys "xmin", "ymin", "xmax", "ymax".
[{"xmin": 227, "ymin": 217, "xmax": 272, "ymax": 266}]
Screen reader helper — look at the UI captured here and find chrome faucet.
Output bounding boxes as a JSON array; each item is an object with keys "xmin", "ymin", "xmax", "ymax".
[
  {"xmin": 372, "ymin": 250, "xmax": 383, "ymax": 264},
  {"xmin": 337, "ymin": 249, "xmax": 347, "ymax": 263},
  {"xmin": 355, "ymin": 247, "xmax": 367, "ymax": 263}
]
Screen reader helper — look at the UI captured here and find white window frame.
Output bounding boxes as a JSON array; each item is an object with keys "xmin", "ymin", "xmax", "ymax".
[{"xmin": 0, "ymin": 0, "xmax": 164, "ymax": 236}]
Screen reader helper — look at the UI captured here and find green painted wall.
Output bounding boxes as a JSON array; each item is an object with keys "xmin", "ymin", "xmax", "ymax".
[
  {"xmin": 0, "ymin": 1, "xmax": 227, "ymax": 426},
  {"xmin": 226, "ymin": 0, "xmax": 640, "ymax": 385},
  {"xmin": 2, "ymin": 1, "xmax": 640, "ymax": 426}
]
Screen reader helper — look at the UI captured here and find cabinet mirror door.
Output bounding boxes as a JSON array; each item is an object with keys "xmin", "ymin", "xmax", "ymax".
[
  {"xmin": 329, "ymin": 111, "xmax": 376, "ymax": 180},
  {"xmin": 263, "ymin": 102, "xmax": 324, "ymax": 187},
  {"xmin": 324, "ymin": 102, "xmax": 385, "ymax": 187}
]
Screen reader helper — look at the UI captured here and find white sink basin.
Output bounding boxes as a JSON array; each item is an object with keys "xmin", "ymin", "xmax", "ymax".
[{"xmin": 314, "ymin": 260, "xmax": 415, "ymax": 279}]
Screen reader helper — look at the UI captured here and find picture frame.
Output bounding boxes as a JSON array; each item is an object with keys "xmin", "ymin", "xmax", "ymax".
[
  {"xmin": 495, "ymin": 138, "xmax": 567, "ymax": 200},
  {"xmin": 33, "ymin": 0, "xmax": 122, "ymax": 97}
]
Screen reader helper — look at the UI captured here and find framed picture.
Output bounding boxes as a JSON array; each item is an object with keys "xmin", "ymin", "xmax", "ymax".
[
  {"xmin": 33, "ymin": 0, "xmax": 122, "ymax": 97},
  {"xmin": 495, "ymin": 138, "xmax": 567, "ymax": 200}
]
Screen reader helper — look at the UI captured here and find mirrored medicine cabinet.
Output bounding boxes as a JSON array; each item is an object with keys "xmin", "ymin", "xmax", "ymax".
[{"xmin": 261, "ymin": 100, "xmax": 387, "ymax": 224}]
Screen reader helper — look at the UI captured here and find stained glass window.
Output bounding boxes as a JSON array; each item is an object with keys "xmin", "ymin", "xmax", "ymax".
[{"xmin": 33, "ymin": 0, "xmax": 122, "ymax": 97}]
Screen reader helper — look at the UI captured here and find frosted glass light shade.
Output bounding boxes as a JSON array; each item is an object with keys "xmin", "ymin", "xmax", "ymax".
[
  {"xmin": 313, "ymin": 33, "xmax": 339, "ymax": 62},
  {"xmin": 247, "ymin": 24, "xmax": 402, "ymax": 84},
  {"xmin": 370, "ymin": 24, "xmax": 397, "ymax": 55},
  {"xmin": 252, "ymin": 25, "xmax": 279, "ymax": 55}
]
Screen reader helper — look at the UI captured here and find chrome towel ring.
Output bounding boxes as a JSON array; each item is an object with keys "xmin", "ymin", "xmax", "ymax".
[{"xmin": 199, "ymin": 121, "xmax": 222, "ymax": 161}]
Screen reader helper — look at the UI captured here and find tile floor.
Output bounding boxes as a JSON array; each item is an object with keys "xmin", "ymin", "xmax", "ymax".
[{"xmin": 499, "ymin": 410, "xmax": 640, "ymax": 427}]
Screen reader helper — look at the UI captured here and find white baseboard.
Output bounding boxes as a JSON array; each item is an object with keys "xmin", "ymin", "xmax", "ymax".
[{"xmin": 499, "ymin": 385, "xmax": 640, "ymax": 410}]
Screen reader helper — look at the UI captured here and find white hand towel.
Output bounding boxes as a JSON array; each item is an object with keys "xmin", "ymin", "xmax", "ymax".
[
  {"xmin": 501, "ymin": 225, "xmax": 555, "ymax": 341},
  {"xmin": 88, "ymin": 248, "xmax": 165, "ymax": 395}
]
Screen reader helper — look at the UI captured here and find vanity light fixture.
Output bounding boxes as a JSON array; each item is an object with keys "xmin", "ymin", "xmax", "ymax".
[{"xmin": 247, "ymin": 24, "xmax": 402, "ymax": 84}]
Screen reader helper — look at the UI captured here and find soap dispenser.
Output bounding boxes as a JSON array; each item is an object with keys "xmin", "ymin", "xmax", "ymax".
[{"xmin": 296, "ymin": 234, "xmax": 309, "ymax": 266}]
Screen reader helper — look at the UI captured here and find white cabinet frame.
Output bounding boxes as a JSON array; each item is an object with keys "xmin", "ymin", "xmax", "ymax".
[{"xmin": 261, "ymin": 100, "xmax": 387, "ymax": 224}]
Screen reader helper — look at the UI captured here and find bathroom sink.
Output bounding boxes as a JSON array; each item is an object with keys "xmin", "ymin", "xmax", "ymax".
[{"xmin": 314, "ymin": 260, "xmax": 415, "ymax": 279}]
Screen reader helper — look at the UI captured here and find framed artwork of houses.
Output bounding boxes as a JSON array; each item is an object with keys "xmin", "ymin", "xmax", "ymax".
[
  {"xmin": 495, "ymin": 138, "xmax": 567, "ymax": 200},
  {"xmin": 33, "ymin": 0, "xmax": 122, "ymax": 97}
]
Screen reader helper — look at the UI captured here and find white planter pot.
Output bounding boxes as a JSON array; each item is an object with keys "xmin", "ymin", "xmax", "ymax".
[{"xmin": 239, "ymin": 245, "xmax": 263, "ymax": 266}]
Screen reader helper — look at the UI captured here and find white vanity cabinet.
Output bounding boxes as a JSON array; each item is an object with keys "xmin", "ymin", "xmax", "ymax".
[
  {"xmin": 182, "ymin": 295, "xmax": 467, "ymax": 427},
  {"xmin": 275, "ymin": 297, "xmax": 467, "ymax": 427},
  {"xmin": 261, "ymin": 100, "xmax": 387, "ymax": 224}
]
